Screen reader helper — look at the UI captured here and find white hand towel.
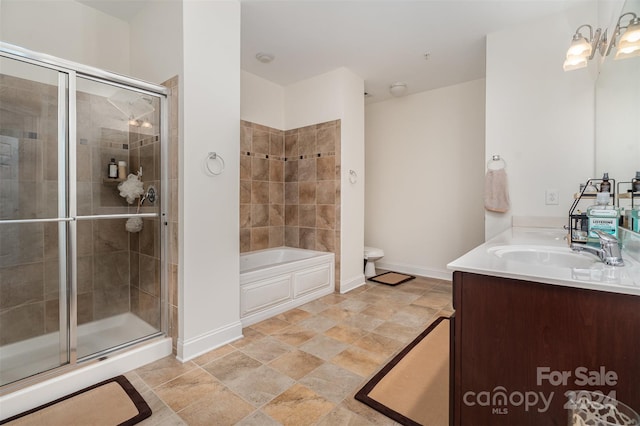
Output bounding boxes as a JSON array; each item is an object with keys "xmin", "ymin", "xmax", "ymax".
[{"xmin": 484, "ymin": 168, "xmax": 510, "ymax": 213}]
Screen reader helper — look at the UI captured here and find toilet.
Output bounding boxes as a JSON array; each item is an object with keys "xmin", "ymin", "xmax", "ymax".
[{"xmin": 364, "ymin": 246, "xmax": 384, "ymax": 278}]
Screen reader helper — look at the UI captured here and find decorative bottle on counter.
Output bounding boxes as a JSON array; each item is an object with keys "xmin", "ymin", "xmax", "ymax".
[
  {"xmin": 599, "ymin": 172, "xmax": 611, "ymax": 192},
  {"xmin": 632, "ymin": 171, "xmax": 640, "ymax": 193},
  {"xmin": 108, "ymin": 158, "xmax": 118, "ymax": 179}
]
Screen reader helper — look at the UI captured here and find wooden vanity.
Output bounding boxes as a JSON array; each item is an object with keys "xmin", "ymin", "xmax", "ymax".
[
  {"xmin": 447, "ymin": 227, "xmax": 640, "ymax": 425},
  {"xmin": 451, "ymin": 271, "xmax": 640, "ymax": 425}
]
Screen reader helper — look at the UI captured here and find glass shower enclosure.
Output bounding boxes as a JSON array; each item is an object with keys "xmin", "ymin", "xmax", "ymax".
[{"xmin": 0, "ymin": 43, "xmax": 168, "ymax": 388}]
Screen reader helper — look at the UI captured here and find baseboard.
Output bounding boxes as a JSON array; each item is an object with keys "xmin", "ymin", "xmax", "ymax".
[
  {"xmin": 375, "ymin": 261, "xmax": 452, "ymax": 281},
  {"xmin": 176, "ymin": 321, "xmax": 243, "ymax": 362},
  {"xmin": 340, "ymin": 273, "xmax": 366, "ymax": 294}
]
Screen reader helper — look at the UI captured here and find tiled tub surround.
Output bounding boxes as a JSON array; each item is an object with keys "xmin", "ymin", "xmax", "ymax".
[
  {"xmin": 0, "ymin": 73, "xmax": 166, "ymax": 347},
  {"xmin": 240, "ymin": 120, "xmax": 341, "ymax": 286}
]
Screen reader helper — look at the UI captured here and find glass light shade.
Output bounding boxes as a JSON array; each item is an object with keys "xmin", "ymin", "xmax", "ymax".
[
  {"xmin": 619, "ymin": 18, "xmax": 640, "ymax": 43},
  {"xmin": 614, "ymin": 38, "xmax": 640, "ymax": 59},
  {"xmin": 563, "ymin": 55, "xmax": 588, "ymax": 71},
  {"xmin": 566, "ymin": 35, "xmax": 592, "ymax": 58}
]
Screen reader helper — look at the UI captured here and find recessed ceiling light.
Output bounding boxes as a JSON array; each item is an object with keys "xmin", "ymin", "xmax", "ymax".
[{"xmin": 255, "ymin": 53, "xmax": 275, "ymax": 64}]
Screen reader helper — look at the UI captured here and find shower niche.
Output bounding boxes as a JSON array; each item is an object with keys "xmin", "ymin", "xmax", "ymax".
[{"xmin": 0, "ymin": 45, "xmax": 168, "ymax": 388}]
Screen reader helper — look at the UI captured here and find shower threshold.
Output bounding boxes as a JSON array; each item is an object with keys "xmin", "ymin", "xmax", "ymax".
[{"xmin": 0, "ymin": 312, "xmax": 159, "ymax": 387}]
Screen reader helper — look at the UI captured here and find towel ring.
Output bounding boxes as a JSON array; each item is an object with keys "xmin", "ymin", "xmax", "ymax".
[
  {"xmin": 487, "ymin": 155, "xmax": 506, "ymax": 170},
  {"xmin": 206, "ymin": 152, "xmax": 225, "ymax": 175},
  {"xmin": 349, "ymin": 169, "xmax": 358, "ymax": 184}
]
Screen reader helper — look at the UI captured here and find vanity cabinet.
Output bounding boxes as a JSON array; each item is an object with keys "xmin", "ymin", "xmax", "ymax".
[{"xmin": 451, "ymin": 271, "xmax": 640, "ymax": 425}]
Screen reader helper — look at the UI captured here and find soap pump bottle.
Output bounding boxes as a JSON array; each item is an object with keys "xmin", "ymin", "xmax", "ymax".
[
  {"xmin": 632, "ymin": 171, "xmax": 640, "ymax": 193},
  {"xmin": 107, "ymin": 158, "xmax": 118, "ymax": 179},
  {"xmin": 599, "ymin": 172, "xmax": 611, "ymax": 192}
]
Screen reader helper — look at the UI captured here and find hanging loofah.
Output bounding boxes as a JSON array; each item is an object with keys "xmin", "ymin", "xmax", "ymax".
[
  {"xmin": 118, "ymin": 174, "xmax": 145, "ymax": 204},
  {"xmin": 126, "ymin": 217, "xmax": 143, "ymax": 233}
]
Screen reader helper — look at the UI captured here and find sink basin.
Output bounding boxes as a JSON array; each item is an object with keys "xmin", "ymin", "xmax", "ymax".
[{"xmin": 488, "ymin": 245, "xmax": 599, "ymax": 268}]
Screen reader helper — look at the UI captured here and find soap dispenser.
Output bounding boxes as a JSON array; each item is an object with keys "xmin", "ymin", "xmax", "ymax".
[
  {"xmin": 107, "ymin": 158, "xmax": 118, "ymax": 179},
  {"xmin": 599, "ymin": 172, "xmax": 611, "ymax": 192}
]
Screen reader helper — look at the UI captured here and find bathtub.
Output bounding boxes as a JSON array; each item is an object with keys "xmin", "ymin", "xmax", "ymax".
[{"xmin": 240, "ymin": 247, "xmax": 335, "ymax": 326}]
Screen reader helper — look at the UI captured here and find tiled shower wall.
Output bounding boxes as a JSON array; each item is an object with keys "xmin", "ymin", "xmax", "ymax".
[{"xmin": 240, "ymin": 120, "xmax": 341, "ymax": 285}]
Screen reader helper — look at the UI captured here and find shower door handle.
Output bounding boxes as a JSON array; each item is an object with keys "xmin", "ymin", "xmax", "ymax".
[{"xmin": 0, "ymin": 217, "xmax": 76, "ymax": 224}]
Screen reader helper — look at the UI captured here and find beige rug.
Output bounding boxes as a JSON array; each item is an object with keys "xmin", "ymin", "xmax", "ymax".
[
  {"xmin": 1, "ymin": 376, "xmax": 151, "ymax": 426},
  {"xmin": 355, "ymin": 317, "xmax": 449, "ymax": 426},
  {"xmin": 368, "ymin": 271, "xmax": 416, "ymax": 286}
]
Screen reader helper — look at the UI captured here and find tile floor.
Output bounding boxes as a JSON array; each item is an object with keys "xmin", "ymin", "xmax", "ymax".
[{"xmin": 127, "ymin": 274, "xmax": 453, "ymax": 426}]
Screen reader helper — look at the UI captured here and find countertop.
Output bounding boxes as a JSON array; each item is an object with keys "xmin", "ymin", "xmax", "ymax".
[{"xmin": 447, "ymin": 227, "xmax": 640, "ymax": 296}]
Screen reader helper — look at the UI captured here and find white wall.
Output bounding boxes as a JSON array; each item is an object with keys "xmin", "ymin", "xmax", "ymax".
[
  {"xmin": 365, "ymin": 79, "xmax": 486, "ymax": 279},
  {"xmin": 285, "ymin": 68, "xmax": 366, "ymax": 292},
  {"xmin": 240, "ymin": 70, "xmax": 285, "ymax": 129},
  {"xmin": 0, "ymin": 0, "xmax": 130, "ymax": 75},
  {"xmin": 129, "ymin": 0, "xmax": 183, "ymax": 84},
  {"xmin": 485, "ymin": 3, "xmax": 597, "ymax": 239},
  {"xmin": 178, "ymin": 0, "xmax": 241, "ymax": 361}
]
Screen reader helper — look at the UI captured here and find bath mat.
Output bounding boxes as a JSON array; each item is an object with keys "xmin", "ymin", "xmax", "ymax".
[
  {"xmin": 1, "ymin": 375, "xmax": 151, "ymax": 426},
  {"xmin": 355, "ymin": 317, "xmax": 450, "ymax": 426},
  {"xmin": 368, "ymin": 271, "xmax": 415, "ymax": 286}
]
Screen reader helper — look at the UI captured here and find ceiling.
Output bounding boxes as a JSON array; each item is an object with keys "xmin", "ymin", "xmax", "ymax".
[{"xmin": 78, "ymin": 0, "xmax": 584, "ymax": 103}]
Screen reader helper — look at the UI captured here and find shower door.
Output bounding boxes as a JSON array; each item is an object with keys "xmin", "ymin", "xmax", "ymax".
[
  {"xmin": 0, "ymin": 46, "xmax": 166, "ymax": 388},
  {"xmin": 0, "ymin": 55, "xmax": 71, "ymax": 385}
]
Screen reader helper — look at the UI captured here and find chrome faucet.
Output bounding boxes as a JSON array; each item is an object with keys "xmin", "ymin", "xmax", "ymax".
[{"xmin": 570, "ymin": 230, "xmax": 624, "ymax": 266}]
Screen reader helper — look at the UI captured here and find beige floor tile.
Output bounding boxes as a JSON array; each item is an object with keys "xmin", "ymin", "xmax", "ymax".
[
  {"xmin": 192, "ymin": 344, "xmax": 236, "ymax": 366},
  {"xmin": 299, "ymin": 334, "xmax": 349, "ymax": 361},
  {"xmin": 374, "ymin": 320, "xmax": 422, "ymax": 343},
  {"xmin": 263, "ymin": 383, "xmax": 335, "ymax": 426},
  {"xmin": 297, "ymin": 314, "xmax": 337, "ymax": 333},
  {"xmin": 298, "ymin": 299, "xmax": 329, "ymax": 314},
  {"xmin": 235, "ymin": 410, "xmax": 281, "ymax": 426},
  {"xmin": 298, "ymin": 362, "xmax": 364, "ymax": 403},
  {"xmin": 319, "ymin": 305, "xmax": 355, "ymax": 321},
  {"xmin": 202, "ymin": 350, "xmax": 262, "ymax": 383},
  {"xmin": 250, "ymin": 317, "xmax": 291, "ymax": 334},
  {"xmin": 342, "ymin": 397, "xmax": 399, "ymax": 425},
  {"xmin": 324, "ymin": 323, "xmax": 368, "ymax": 344},
  {"xmin": 331, "ymin": 346, "xmax": 387, "ymax": 377},
  {"xmin": 135, "ymin": 356, "xmax": 198, "ymax": 388},
  {"xmin": 337, "ymin": 298, "xmax": 369, "ymax": 313},
  {"xmin": 340, "ymin": 313, "xmax": 385, "ymax": 332},
  {"xmin": 360, "ymin": 304, "xmax": 397, "ymax": 321},
  {"xmin": 412, "ymin": 293, "xmax": 452, "ymax": 308},
  {"xmin": 352, "ymin": 332, "xmax": 404, "ymax": 358},
  {"xmin": 275, "ymin": 308, "xmax": 312, "ymax": 324},
  {"xmin": 271, "ymin": 323, "xmax": 316, "ymax": 346},
  {"xmin": 239, "ymin": 335, "xmax": 293, "ymax": 363},
  {"xmin": 319, "ymin": 293, "xmax": 347, "ymax": 305},
  {"xmin": 268, "ymin": 349, "xmax": 324, "ymax": 380},
  {"xmin": 154, "ymin": 368, "xmax": 223, "ymax": 412},
  {"xmin": 315, "ymin": 405, "xmax": 375, "ymax": 426},
  {"xmin": 223, "ymin": 365, "xmax": 295, "ymax": 406},
  {"xmin": 177, "ymin": 387, "xmax": 254, "ymax": 426},
  {"xmin": 231, "ymin": 327, "xmax": 266, "ymax": 349}
]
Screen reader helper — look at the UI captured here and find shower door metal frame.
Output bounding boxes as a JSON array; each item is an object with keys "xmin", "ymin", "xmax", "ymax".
[{"xmin": 0, "ymin": 42, "xmax": 169, "ymax": 389}]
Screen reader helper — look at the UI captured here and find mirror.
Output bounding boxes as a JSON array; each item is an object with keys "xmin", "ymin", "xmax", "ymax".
[{"xmin": 595, "ymin": 0, "xmax": 640, "ymax": 231}]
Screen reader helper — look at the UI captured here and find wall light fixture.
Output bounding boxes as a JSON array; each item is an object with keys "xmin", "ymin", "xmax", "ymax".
[
  {"xmin": 564, "ymin": 11, "xmax": 640, "ymax": 71},
  {"xmin": 602, "ymin": 12, "xmax": 640, "ymax": 60},
  {"xmin": 563, "ymin": 25, "xmax": 601, "ymax": 71}
]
